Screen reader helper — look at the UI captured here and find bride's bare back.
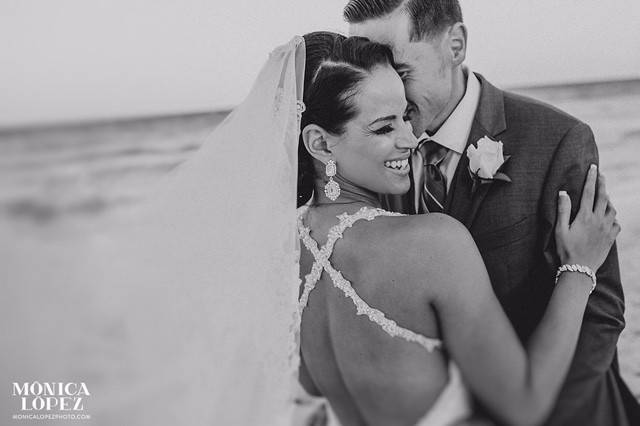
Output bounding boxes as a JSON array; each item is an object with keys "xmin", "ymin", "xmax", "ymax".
[{"xmin": 297, "ymin": 205, "xmax": 469, "ymax": 426}]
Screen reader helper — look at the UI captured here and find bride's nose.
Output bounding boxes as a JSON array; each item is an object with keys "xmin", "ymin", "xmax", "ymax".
[{"xmin": 396, "ymin": 122, "xmax": 418, "ymax": 150}]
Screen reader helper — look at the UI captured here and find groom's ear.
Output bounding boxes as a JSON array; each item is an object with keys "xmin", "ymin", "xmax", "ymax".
[
  {"xmin": 302, "ymin": 124, "xmax": 334, "ymax": 163},
  {"xmin": 448, "ymin": 23, "xmax": 467, "ymax": 66}
]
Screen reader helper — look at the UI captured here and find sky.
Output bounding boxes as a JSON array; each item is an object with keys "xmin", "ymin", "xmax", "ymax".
[{"xmin": 1, "ymin": 0, "xmax": 639, "ymax": 127}]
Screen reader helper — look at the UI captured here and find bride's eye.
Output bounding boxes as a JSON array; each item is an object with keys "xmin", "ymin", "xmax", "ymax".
[{"xmin": 373, "ymin": 125, "xmax": 394, "ymax": 135}]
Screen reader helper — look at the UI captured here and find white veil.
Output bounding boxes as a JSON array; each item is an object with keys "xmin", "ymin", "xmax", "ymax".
[{"xmin": 1, "ymin": 36, "xmax": 306, "ymax": 425}]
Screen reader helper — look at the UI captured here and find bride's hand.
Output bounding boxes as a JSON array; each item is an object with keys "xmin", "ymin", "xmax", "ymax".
[{"xmin": 555, "ymin": 164, "xmax": 620, "ymax": 271}]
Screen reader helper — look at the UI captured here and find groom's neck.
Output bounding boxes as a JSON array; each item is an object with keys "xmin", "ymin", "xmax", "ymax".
[{"xmin": 425, "ymin": 67, "xmax": 467, "ymax": 135}]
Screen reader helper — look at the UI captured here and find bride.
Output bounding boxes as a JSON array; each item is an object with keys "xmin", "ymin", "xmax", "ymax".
[{"xmin": 3, "ymin": 33, "xmax": 618, "ymax": 426}]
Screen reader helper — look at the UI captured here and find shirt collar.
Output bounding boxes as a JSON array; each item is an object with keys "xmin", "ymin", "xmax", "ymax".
[{"xmin": 418, "ymin": 68, "xmax": 481, "ymax": 154}]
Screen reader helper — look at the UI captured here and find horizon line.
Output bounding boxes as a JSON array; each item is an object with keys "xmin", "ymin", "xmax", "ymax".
[{"xmin": 2, "ymin": 77, "xmax": 639, "ymax": 133}]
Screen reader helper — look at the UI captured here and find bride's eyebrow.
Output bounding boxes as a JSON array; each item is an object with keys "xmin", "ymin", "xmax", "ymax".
[{"xmin": 369, "ymin": 115, "xmax": 397, "ymax": 126}]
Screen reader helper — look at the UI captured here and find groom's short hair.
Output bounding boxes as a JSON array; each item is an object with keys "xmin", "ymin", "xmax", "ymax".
[{"xmin": 344, "ymin": 0, "xmax": 463, "ymax": 41}]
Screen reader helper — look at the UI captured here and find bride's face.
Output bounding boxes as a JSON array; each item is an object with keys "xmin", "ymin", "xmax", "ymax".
[{"xmin": 329, "ymin": 65, "xmax": 418, "ymax": 195}]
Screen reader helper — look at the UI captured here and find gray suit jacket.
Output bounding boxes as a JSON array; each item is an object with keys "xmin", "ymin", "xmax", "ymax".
[{"xmin": 390, "ymin": 74, "xmax": 639, "ymax": 425}]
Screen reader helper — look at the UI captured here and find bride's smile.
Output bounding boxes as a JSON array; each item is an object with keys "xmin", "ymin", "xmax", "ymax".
[{"xmin": 383, "ymin": 157, "xmax": 410, "ymax": 172}]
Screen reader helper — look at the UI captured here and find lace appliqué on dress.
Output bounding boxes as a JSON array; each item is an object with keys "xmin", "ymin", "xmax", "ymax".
[{"xmin": 296, "ymin": 206, "xmax": 442, "ymax": 353}]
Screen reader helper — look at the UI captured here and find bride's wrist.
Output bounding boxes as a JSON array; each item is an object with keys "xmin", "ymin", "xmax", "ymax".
[
  {"xmin": 555, "ymin": 263, "xmax": 597, "ymax": 294},
  {"xmin": 563, "ymin": 256, "xmax": 598, "ymax": 272}
]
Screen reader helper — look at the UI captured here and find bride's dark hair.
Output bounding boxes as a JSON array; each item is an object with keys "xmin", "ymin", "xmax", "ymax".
[{"xmin": 297, "ymin": 32, "xmax": 396, "ymax": 207}]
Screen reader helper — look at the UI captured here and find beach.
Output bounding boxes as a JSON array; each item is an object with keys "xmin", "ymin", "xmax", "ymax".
[{"xmin": 1, "ymin": 80, "xmax": 639, "ymax": 401}]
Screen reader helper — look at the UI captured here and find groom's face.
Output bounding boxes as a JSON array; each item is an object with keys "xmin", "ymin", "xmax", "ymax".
[{"xmin": 350, "ymin": 12, "xmax": 456, "ymax": 136}]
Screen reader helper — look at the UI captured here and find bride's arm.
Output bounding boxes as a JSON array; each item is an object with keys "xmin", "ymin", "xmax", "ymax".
[{"xmin": 429, "ymin": 166, "xmax": 619, "ymax": 426}]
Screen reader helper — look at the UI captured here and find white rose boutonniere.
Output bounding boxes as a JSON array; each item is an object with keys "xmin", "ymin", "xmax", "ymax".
[{"xmin": 466, "ymin": 136, "xmax": 511, "ymax": 194}]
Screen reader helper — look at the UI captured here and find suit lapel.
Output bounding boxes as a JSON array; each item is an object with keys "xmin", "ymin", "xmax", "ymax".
[
  {"xmin": 446, "ymin": 74, "xmax": 507, "ymax": 228},
  {"xmin": 446, "ymin": 119, "xmax": 488, "ymax": 227}
]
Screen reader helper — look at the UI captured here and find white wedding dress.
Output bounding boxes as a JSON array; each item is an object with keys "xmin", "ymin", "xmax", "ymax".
[{"xmin": 293, "ymin": 206, "xmax": 472, "ymax": 426}]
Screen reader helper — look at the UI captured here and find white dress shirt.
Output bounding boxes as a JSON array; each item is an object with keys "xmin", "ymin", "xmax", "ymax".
[{"xmin": 418, "ymin": 69, "xmax": 481, "ymax": 192}]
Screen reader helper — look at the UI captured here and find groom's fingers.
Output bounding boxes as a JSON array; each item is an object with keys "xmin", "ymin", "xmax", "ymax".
[
  {"xmin": 580, "ymin": 164, "xmax": 598, "ymax": 216},
  {"xmin": 557, "ymin": 190, "xmax": 571, "ymax": 233},
  {"xmin": 604, "ymin": 200, "xmax": 617, "ymax": 227},
  {"xmin": 594, "ymin": 172, "xmax": 609, "ymax": 216}
]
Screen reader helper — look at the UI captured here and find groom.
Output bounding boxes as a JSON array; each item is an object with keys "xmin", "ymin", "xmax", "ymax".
[{"xmin": 345, "ymin": 1, "xmax": 639, "ymax": 425}]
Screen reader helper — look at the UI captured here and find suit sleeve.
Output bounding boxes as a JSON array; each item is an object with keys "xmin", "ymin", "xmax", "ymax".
[{"xmin": 540, "ymin": 121, "xmax": 626, "ymax": 425}]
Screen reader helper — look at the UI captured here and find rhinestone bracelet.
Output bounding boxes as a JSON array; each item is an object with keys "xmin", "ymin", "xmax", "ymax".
[{"xmin": 555, "ymin": 264, "xmax": 597, "ymax": 295}]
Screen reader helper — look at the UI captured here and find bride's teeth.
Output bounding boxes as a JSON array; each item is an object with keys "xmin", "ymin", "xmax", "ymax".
[{"xmin": 385, "ymin": 159, "xmax": 408, "ymax": 170}]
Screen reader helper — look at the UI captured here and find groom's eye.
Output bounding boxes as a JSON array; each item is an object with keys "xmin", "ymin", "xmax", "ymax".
[{"xmin": 403, "ymin": 107, "xmax": 413, "ymax": 122}]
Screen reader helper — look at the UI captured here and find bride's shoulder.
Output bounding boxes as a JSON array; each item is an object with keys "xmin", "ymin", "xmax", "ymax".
[
  {"xmin": 378, "ymin": 212, "xmax": 472, "ymax": 248},
  {"xmin": 345, "ymin": 212, "xmax": 480, "ymax": 301},
  {"xmin": 370, "ymin": 212, "xmax": 478, "ymax": 273}
]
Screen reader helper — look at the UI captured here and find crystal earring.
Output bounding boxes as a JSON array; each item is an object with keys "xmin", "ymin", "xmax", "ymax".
[{"xmin": 324, "ymin": 159, "xmax": 340, "ymax": 201}]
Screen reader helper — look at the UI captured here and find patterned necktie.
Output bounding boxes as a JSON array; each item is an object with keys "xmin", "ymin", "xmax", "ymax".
[{"xmin": 413, "ymin": 139, "xmax": 449, "ymax": 214}]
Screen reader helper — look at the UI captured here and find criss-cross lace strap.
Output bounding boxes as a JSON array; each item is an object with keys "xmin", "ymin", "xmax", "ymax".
[
  {"xmin": 296, "ymin": 206, "xmax": 443, "ymax": 353},
  {"xmin": 297, "ymin": 207, "xmax": 324, "ymax": 312}
]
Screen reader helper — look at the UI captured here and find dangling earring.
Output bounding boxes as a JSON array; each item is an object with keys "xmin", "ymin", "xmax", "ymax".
[{"xmin": 324, "ymin": 159, "xmax": 340, "ymax": 201}]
